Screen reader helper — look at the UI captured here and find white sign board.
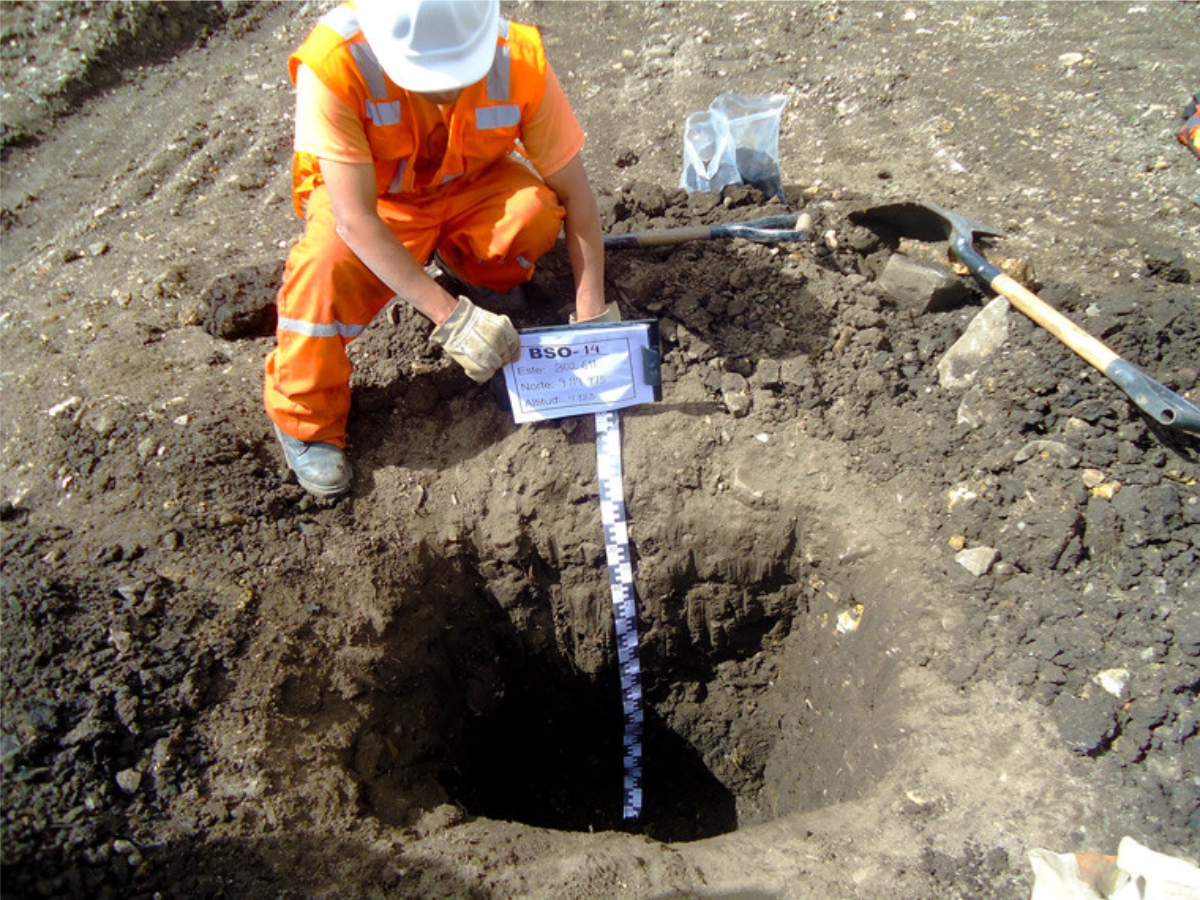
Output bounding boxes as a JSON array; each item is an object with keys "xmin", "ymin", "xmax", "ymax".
[{"xmin": 502, "ymin": 321, "xmax": 660, "ymax": 423}]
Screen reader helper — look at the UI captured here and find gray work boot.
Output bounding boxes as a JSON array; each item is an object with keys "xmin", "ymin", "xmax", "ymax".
[{"xmin": 273, "ymin": 424, "xmax": 352, "ymax": 500}]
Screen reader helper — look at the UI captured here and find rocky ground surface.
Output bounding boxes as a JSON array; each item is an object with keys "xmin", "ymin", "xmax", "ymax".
[{"xmin": 2, "ymin": 2, "xmax": 1198, "ymax": 898}]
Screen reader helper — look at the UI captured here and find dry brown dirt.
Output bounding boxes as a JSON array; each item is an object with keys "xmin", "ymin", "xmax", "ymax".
[{"xmin": 2, "ymin": 2, "xmax": 1199, "ymax": 899}]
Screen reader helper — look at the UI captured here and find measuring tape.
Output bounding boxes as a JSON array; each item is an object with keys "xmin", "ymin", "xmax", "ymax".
[{"xmin": 595, "ymin": 409, "xmax": 643, "ymax": 821}]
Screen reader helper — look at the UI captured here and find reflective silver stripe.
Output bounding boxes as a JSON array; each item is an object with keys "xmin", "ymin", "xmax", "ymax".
[
  {"xmin": 366, "ymin": 99, "xmax": 401, "ymax": 126},
  {"xmin": 498, "ymin": 18, "xmax": 510, "ymax": 40},
  {"xmin": 278, "ymin": 316, "xmax": 365, "ymax": 339},
  {"xmin": 323, "ymin": 8, "xmax": 395, "ymax": 125},
  {"xmin": 476, "ymin": 104, "xmax": 520, "ymax": 130},
  {"xmin": 320, "ymin": 5, "xmax": 359, "ymax": 38},
  {"xmin": 486, "ymin": 43, "xmax": 511, "ymax": 101},
  {"xmin": 387, "ymin": 159, "xmax": 407, "ymax": 194},
  {"xmin": 349, "ymin": 42, "xmax": 388, "ymax": 99}
]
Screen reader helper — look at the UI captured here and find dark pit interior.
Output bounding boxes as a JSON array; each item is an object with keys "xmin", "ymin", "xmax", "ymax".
[
  {"xmin": 336, "ymin": 528, "xmax": 902, "ymax": 843},
  {"xmin": 441, "ymin": 661, "xmax": 737, "ymax": 841}
]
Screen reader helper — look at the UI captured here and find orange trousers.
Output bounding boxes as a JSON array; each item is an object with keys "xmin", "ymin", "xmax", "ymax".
[{"xmin": 264, "ymin": 159, "xmax": 565, "ymax": 447}]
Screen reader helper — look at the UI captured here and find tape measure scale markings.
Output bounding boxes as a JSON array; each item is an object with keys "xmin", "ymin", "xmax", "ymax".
[{"xmin": 596, "ymin": 409, "xmax": 644, "ymax": 821}]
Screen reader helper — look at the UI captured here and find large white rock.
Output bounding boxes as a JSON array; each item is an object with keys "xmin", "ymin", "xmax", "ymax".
[{"xmin": 937, "ymin": 297, "xmax": 1011, "ymax": 389}]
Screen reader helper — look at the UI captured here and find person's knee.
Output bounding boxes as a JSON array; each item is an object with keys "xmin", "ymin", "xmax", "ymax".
[
  {"xmin": 280, "ymin": 232, "xmax": 371, "ymax": 318},
  {"xmin": 511, "ymin": 184, "xmax": 565, "ymax": 258}
]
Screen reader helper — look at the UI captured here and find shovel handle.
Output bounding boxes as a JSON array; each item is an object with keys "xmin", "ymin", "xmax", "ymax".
[
  {"xmin": 604, "ymin": 225, "xmax": 716, "ymax": 249},
  {"xmin": 989, "ymin": 273, "xmax": 1119, "ymax": 372},
  {"xmin": 604, "ymin": 214, "xmax": 812, "ymax": 250},
  {"xmin": 989, "ymin": 272, "xmax": 1200, "ymax": 433}
]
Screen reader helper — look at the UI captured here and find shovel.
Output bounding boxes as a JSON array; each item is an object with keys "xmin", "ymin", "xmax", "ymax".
[
  {"xmin": 848, "ymin": 200, "xmax": 1200, "ymax": 436},
  {"xmin": 604, "ymin": 212, "xmax": 811, "ymax": 250}
]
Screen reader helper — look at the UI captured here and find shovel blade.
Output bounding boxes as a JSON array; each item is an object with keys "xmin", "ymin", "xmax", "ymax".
[{"xmin": 849, "ymin": 201, "xmax": 1004, "ymax": 244}]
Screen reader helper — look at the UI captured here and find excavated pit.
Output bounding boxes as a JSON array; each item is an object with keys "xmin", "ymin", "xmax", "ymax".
[{"xmin": 329, "ymin": 498, "xmax": 911, "ymax": 844}]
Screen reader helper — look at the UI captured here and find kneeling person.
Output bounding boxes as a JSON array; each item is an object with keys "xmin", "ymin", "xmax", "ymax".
[{"xmin": 265, "ymin": 0, "xmax": 612, "ymax": 499}]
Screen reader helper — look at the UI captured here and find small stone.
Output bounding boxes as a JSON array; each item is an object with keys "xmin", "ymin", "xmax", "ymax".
[
  {"xmin": 947, "ymin": 483, "xmax": 978, "ymax": 509},
  {"xmin": 855, "ymin": 369, "xmax": 886, "ymax": 396},
  {"xmin": 836, "ymin": 605, "xmax": 864, "ymax": 634},
  {"xmin": 1141, "ymin": 245, "xmax": 1192, "ymax": 283},
  {"xmin": 724, "ymin": 391, "xmax": 752, "ymax": 418},
  {"xmin": 1013, "ymin": 440, "xmax": 1081, "ymax": 468},
  {"xmin": 948, "ymin": 534, "xmax": 967, "ymax": 551},
  {"xmin": 115, "ymin": 769, "xmax": 142, "ymax": 794},
  {"xmin": 177, "ymin": 301, "xmax": 205, "ymax": 327},
  {"xmin": 46, "ymin": 396, "xmax": 81, "ymax": 418},
  {"xmin": 751, "ymin": 358, "xmax": 782, "ymax": 388},
  {"xmin": 720, "ymin": 372, "xmax": 752, "ymax": 418},
  {"xmin": 116, "ymin": 583, "xmax": 145, "ymax": 604},
  {"xmin": 108, "ymin": 628, "xmax": 133, "ymax": 655},
  {"xmin": 955, "ymin": 546, "xmax": 998, "ymax": 576},
  {"xmin": 88, "ymin": 412, "xmax": 116, "ymax": 438},
  {"xmin": 877, "ymin": 253, "xmax": 970, "ymax": 313},
  {"xmin": 1169, "ymin": 610, "xmax": 1200, "ymax": 657},
  {"xmin": 1051, "ymin": 692, "xmax": 1117, "ymax": 755},
  {"xmin": 1093, "ymin": 668, "xmax": 1131, "ymax": 700},
  {"xmin": 779, "ymin": 355, "xmax": 815, "ymax": 388}
]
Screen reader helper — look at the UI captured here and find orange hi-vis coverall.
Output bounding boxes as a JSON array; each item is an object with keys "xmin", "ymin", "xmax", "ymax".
[{"xmin": 264, "ymin": 4, "xmax": 579, "ymax": 447}]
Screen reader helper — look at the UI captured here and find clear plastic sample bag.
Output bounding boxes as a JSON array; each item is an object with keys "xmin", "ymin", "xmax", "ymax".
[{"xmin": 680, "ymin": 93, "xmax": 787, "ymax": 199}]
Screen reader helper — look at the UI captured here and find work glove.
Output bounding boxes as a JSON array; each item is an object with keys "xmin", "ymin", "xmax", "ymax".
[
  {"xmin": 569, "ymin": 302, "xmax": 621, "ymax": 325},
  {"xmin": 430, "ymin": 296, "xmax": 521, "ymax": 383}
]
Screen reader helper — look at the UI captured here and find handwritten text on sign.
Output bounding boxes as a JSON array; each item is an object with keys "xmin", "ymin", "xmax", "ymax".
[{"xmin": 502, "ymin": 323, "xmax": 657, "ymax": 423}]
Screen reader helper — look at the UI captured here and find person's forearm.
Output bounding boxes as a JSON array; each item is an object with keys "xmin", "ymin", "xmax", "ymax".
[
  {"xmin": 334, "ymin": 213, "xmax": 458, "ymax": 326},
  {"xmin": 544, "ymin": 155, "xmax": 606, "ymax": 320},
  {"xmin": 562, "ymin": 194, "xmax": 606, "ymax": 320}
]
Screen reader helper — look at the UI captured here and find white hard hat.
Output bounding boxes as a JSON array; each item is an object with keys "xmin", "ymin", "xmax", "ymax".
[{"xmin": 356, "ymin": 0, "xmax": 500, "ymax": 92}]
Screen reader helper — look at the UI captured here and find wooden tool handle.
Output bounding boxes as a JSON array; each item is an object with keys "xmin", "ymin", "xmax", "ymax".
[
  {"xmin": 990, "ymin": 273, "xmax": 1119, "ymax": 373},
  {"xmin": 623, "ymin": 225, "xmax": 715, "ymax": 247}
]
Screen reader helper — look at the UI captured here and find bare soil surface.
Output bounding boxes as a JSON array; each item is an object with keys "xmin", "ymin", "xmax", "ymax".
[{"xmin": 2, "ymin": 2, "xmax": 1199, "ymax": 898}]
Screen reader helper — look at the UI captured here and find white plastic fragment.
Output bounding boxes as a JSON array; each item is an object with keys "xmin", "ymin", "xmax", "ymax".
[
  {"xmin": 1118, "ymin": 836, "xmax": 1200, "ymax": 900},
  {"xmin": 1029, "ymin": 848, "xmax": 1125, "ymax": 899},
  {"xmin": 1029, "ymin": 837, "xmax": 1200, "ymax": 900}
]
